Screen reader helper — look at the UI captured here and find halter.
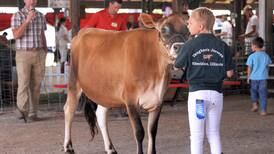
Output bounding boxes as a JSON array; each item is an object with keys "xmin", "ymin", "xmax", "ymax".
[
  {"xmin": 158, "ymin": 32, "xmax": 186, "ymax": 62},
  {"xmin": 159, "ymin": 33, "xmax": 184, "ymax": 49}
]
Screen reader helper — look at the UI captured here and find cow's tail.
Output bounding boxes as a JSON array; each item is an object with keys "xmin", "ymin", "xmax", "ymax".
[{"xmin": 84, "ymin": 100, "xmax": 98, "ymax": 140}]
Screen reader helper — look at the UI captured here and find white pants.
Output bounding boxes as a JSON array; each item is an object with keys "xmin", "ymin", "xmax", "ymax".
[{"xmin": 188, "ymin": 90, "xmax": 223, "ymax": 154}]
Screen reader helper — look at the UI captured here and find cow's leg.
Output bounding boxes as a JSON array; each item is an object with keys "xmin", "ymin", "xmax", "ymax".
[
  {"xmin": 126, "ymin": 104, "xmax": 144, "ymax": 154},
  {"xmin": 96, "ymin": 105, "xmax": 117, "ymax": 154},
  {"xmin": 64, "ymin": 89, "xmax": 81, "ymax": 153},
  {"xmin": 147, "ymin": 105, "xmax": 162, "ymax": 154}
]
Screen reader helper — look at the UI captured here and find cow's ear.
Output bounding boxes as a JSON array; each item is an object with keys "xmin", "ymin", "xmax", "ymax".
[{"xmin": 139, "ymin": 13, "xmax": 155, "ymax": 29}]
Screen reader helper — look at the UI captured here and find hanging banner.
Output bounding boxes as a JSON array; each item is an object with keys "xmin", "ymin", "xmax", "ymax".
[{"xmin": 48, "ymin": 0, "xmax": 70, "ymax": 8}]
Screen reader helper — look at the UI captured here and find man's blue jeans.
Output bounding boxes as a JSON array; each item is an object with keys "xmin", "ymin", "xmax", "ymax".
[{"xmin": 250, "ymin": 80, "xmax": 268, "ymax": 112}]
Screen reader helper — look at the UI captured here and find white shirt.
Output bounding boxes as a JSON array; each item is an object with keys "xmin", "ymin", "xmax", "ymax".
[
  {"xmin": 220, "ymin": 20, "xmax": 232, "ymax": 46},
  {"xmin": 57, "ymin": 25, "xmax": 69, "ymax": 49},
  {"xmin": 245, "ymin": 15, "xmax": 259, "ymax": 42}
]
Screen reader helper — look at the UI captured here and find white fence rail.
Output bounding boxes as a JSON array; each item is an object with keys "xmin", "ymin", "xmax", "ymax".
[{"xmin": 42, "ymin": 64, "xmax": 69, "ymax": 94}]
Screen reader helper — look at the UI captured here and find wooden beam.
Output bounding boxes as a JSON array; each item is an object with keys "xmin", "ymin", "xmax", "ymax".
[
  {"xmin": 0, "ymin": 0, "xmax": 162, "ymax": 9},
  {"xmin": 0, "ymin": 0, "xmax": 18, "ymax": 7},
  {"xmin": 204, "ymin": 0, "xmax": 216, "ymax": 3},
  {"xmin": 200, "ymin": 2, "xmax": 233, "ymax": 10},
  {"xmin": 36, "ymin": 0, "xmax": 48, "ymax": 7},
  {"xmin": 0, "ymin": 0, "xmax": 48, "ymax": 7},
  {"xmin": 70, "ymin": 0, "xmax": 80, "ymax": 37}
]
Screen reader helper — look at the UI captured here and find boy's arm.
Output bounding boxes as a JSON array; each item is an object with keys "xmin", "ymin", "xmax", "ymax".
[
  {"xmin": 175, "ymin": 43, "xmax": 190, "ymax": 69},
  {"xmin": 224, "ymin": 44, "xmax": 235, "ymax": 78}
]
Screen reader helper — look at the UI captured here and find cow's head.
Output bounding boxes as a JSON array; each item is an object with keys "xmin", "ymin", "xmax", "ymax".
[{"xmin": 139, "ymin": 13, "xmax": 189, "ymax": 59}]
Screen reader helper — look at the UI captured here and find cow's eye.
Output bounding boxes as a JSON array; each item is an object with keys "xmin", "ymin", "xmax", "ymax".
[{"xmin": 161, "ymin": 26, "xmax": 170, "ymax": 35}]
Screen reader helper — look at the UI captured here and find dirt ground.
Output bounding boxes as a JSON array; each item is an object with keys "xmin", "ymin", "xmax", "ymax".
[{"xmin": 0, "ymin": 94, "xmax": 274, "ymax": 154}]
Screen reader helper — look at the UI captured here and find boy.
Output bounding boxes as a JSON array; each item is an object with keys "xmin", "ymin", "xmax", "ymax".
[
  {"xmin": 175, "ymin": 7, "xmax": 234, "ymax": 154},
  {"xmin": 246, "ymin": 37, "xmax": 272, "ymax": 116}
]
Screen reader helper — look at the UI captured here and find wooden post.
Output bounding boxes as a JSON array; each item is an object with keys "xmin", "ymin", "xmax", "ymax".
[
  {"xmin": 70, "ymin": 0, "xmax": 80, "ymax": 38},
  {"xmin": 172, "ymin": 0, "xmax": 189, "ymax": 14},
  {"xmin": 234, "ymin": 0, "xmax": 244, "ymax": 37},
  {"xmin": 232, "ymin": 0, "xmax": 244, "ymax": 51},
  {"xmin": 141, "ymin": 0, "xmax": 147, "ymax": 13},
  {"xmin": 258, "ymin": 0, "xmax": 273, "ymax": 54},
  {"xmin": 147, "ymin": 0, "xmax": 153, "ymax": 14}
]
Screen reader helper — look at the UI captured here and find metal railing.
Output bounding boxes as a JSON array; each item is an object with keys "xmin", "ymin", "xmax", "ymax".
[{"xmin": 0, "ymin": 43, "xmax": 16, "ymax": 112}]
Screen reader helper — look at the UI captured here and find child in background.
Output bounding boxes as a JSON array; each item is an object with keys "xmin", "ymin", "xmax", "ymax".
[{"xmin": 246, "ymin": 37, "xmax": 272, "ymax": 116}]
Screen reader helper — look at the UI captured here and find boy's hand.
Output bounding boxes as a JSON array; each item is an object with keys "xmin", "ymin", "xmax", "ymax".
[{"xmin": 247, "ymin": 78, "xmax": 250, "ymax": 84}]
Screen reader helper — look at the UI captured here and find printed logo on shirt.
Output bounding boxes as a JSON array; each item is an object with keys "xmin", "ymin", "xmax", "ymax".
[
  {"xmin": 203, "ymin": 54, "xmax": 213, "ymax": 60},
  {"xmin": 191, "ymin": 48, "xmax": 224, "ymax": 67},
  {"xmin": 111, "ymin": 22, "xmax": 118, "ymax": 28},
  {"xmin": 192, "ymin": 48, "xmax": 223, "ymax": 58}
]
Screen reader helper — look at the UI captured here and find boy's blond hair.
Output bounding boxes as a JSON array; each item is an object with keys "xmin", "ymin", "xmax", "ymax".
[{"xmin": 191, "ymin": 7, "xmax": 215, "ymax": 31}]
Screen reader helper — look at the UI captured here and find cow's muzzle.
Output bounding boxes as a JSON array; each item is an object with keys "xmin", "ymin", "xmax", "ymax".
[{"xmin": 170, "ymin": 42, "xmax": 184, "ymax": 59}]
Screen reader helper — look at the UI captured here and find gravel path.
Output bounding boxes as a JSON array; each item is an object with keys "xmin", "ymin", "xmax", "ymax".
[{"xmin": 0, "ymin": 94, "xmax": 273, "ymax": 154}]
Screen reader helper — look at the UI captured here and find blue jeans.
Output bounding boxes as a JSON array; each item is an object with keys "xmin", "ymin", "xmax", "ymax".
[{"xmin": 250, "ymin": 80, "xmax": 268, "ymax": 112}]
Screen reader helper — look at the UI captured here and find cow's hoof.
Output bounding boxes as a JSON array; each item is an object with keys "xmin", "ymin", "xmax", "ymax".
[
  {"xmin": 65, "ymin": 149, "xmax": 75, "ymax": 154},
  {"xmin": 64, "ymin": 140, "xmax": 74, "ymax": 154},
  {"xmin": 105, "ymin": 150, "xmax": 117, "ymax": 154}
]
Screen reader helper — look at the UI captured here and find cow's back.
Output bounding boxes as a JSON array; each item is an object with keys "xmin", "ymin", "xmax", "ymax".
[{"xmin": 70, "ymin": 28, "xmax": 169, "ymax": 107}]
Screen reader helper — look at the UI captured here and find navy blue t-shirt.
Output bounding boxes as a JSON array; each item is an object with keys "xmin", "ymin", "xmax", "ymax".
[{"xmin": 175, "ymin": 33, "xmax": 235, "ymax": 92}]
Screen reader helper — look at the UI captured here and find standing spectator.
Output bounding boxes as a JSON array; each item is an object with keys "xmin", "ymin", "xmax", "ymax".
[
  {"xmin": 175, "ymin": 7, "xmax": 234, "ymax": 154},
  {"xmin": 11, "ymin": 0, "xmax": 47, "ymax": 122},
  {"xmin": 86, "ymin": 0, "xmax": 126, "ymax": 31},
  {"xmin": 56, "ymin": 17, "xmax": 70, "ymax": 73},
  {"xmin": 215, "ymin": 14, "xmax": 233, "ymax": 46},
  {"xmin": 239, "ymin": 5, "xmax": 259, "ymax": 55},
  {"xmin": 246, "ymin": 37, "xmax": 272, "ymax": 116}
]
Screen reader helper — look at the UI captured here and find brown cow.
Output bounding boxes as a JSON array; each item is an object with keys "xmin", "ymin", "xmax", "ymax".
[{"xmin": 63, "ymin": 13, "xmax": 189, "ymax": 154}]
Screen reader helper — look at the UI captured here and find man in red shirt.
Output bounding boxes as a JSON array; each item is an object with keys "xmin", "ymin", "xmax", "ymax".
[{"xmin": 86, "ymin": 0, "xmax": 126, "ymax": 31}]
